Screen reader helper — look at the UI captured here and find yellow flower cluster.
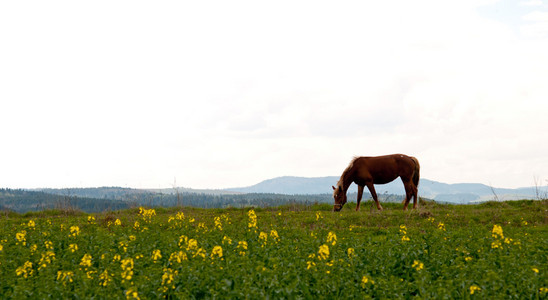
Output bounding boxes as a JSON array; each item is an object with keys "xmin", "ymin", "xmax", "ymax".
[
  {"xmin": 327, "ymin": 232, "xmax": 337, "ymax": 246},
  {"xmin": 437, "ymin": 222, "xmax": 446, "ymax": 231},
  {"xmin": 16, "ymin": 261, "xmax": 33, "ymax": 278},
  {"xmin": 16, "ymin": 231, "xmax": 27, "ymax": 246},
  {"xmin": 248, "ymin": 210, "xmax": 257, "ymax": 230},
  {"xmin": 492, "ymin": 224, "xmax": 504, "ymax": 239},
  {"xmin": 152, "ymin": 249, "xmax": 162, "ymax": 262},
  {"xmin": 412, "ymin": 260, "xmax": 424, "ymax": 271},
  {"xmin": 259, "ymin": 232, "xmax": 268, "ymax": 247},
  {"xmin": 169, "ymin": 250, "xmax": 188, "ymax": 264},
  {"xmin": 161, "ymin": 268, "xmax": 179, "ymax": 292},
  {"xmin": 222, "ymin": 235, "xmax": 232, "ymax": 245},
  {"xmin": 361, "ymin": 275, "xmax": 375, "ymax": 287},
  {"xmin": 491, "ymin": 224, "xmax": 513, "ymax": 249},
  {"xmin": 237, "ymin": 241, "xmax": 248, "ymax": 256},
  {"xmin": 99, "ymin": 269, "xmax": 113, "ymax": 287},
  {"xmin": 69, "ymin": 243, "xmax": 78, "ymax": 253},
  {"xmin": 38, "ymin": 251, "xmax": 55, "ymax": 270},
  {"xmin": 27, "ymin": 220, "xmax": 35, "ymax": 229},
  {"xmin": 138, "ymin": 207, "xmax": 156, "ymax": 223},
  {"xmin": 469, "ymin": 285, "xmax": 481, "ymax": 295},
  {"xmin": 125, "ymin": 288, "xmax": 140, "ymax": 300},
  {"xmin": 214, "ymin": 216, "xmax": 223, "ymax": 231},
  {"xmin": 69, "ymin": 226, "xmax": 80, "ymax": 237},
  {"xmin": 347, "ymin": 248, "xmax": 355, "ymax": 259},
  {"xmin": 57, "ymin": 271, "xmax": 74, "ymax": 285},
  {"xmin": 121, "ymin": 258, "xmax": 134, "ymax": 282},
  {"xmin": 211, "ymin": 245, "xmax": 223, "ymax": 259},
  {"xmin": 270, "ymin": 230, "xmax": 279, "ymax": 243},
  {"xmin": 318, "ymin": 244, "xmax": 330, "ymax": 261},
  {"xmin": 399, "ymin": 225, "xmax": 410, "ymax": 242},
  {"xmin": 80, "ymin": 254, "xmax": 92, "ymax": 268}
]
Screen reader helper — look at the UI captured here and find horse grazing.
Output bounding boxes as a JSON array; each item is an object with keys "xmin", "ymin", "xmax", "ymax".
[{"xmin": 332, "ymin": 154, "xmax": 420, "ymax": 212}]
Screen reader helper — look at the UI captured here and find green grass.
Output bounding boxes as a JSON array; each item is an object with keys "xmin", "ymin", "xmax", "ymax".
[{"xmin": 0, "ymin": 200, "xmax": 546, "ymax": 299}]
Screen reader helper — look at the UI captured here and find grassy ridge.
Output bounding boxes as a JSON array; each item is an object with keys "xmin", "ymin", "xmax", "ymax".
[{"xmin": 1, "ymin": 200, "xmax": 547, "ymax": 299}]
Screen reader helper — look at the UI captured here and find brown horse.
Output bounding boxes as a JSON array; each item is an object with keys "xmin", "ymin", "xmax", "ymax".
[{"xmin": 332, "ymin": 154, "xmax": 420, "ymax": 211}]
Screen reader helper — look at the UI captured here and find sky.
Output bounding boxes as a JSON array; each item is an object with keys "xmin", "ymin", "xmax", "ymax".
[{"xmin": 1, "ymin": 0, "xmax": 547, "ymax": 190}]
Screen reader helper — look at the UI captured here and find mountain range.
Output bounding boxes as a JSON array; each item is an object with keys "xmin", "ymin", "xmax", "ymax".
[{"xmin": 224, "ymin": 176, "xmax": 546, "ymax": 203}]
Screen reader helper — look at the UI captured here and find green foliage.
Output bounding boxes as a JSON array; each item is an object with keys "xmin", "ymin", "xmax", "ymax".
[{"xmin": 0, "ymin": 201, "xmax": 546, "ymax": 298}]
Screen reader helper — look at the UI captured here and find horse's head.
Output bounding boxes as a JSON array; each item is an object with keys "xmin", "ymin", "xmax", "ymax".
[{"xmin": 332, "ymin": 185, "xmax": 347, "ymax": 212}]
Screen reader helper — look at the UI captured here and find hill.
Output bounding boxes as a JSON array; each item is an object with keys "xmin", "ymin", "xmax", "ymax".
[{"xmin": 225, "ymin": 176, "xmax": 545, "ymax": 203}]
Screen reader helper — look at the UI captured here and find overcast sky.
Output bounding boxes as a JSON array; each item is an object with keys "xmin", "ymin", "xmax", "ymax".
[{"xmin": 1, "ymin": 0, "xmax": 547, "ymax": 190}]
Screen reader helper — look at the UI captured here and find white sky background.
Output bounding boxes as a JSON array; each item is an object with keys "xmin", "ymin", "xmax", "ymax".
[{"xmin": 1, "ymin": 0, "xmax": 547, "ymax": 190}]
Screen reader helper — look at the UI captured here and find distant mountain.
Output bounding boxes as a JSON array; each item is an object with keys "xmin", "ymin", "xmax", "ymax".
[{"xmin": 224, "ymin": 176, "xmax": 545, "ymax": 203}]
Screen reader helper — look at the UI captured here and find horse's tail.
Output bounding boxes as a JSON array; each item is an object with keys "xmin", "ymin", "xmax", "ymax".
[{"xmin": 411, "ymin": 156, "xmax": 420, "ymax": 188}]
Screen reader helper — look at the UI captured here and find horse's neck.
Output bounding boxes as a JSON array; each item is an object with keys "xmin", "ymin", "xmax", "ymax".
[{"xmin": 339, "ymin": 166, "xmax": 355, "ymax": 192}]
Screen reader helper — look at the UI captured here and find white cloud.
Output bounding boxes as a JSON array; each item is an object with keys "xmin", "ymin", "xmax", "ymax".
[{"xmin": 0, "ymin": 0, "xmax": 547, "ymax": 190}]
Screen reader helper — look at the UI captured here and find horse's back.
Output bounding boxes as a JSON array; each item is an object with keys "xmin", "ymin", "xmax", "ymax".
[{"xmin": 356, "ymin": 154, "xmax": 416, "ymax": 184}]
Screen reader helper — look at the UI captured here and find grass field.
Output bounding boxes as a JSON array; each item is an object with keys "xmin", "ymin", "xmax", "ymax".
[{"xmin": 1, "ymin": 199, "xmax": 547, "ymax": 299}]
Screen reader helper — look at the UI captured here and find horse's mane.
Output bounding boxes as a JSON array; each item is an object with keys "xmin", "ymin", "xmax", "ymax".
[{"xmin": 337, "ymin": 156, "xmax": 360, "ymax": 188}]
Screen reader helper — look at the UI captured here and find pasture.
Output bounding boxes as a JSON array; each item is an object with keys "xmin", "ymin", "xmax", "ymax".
[{"xmin": 0, "ymin": 200, "xmax": 546, "ymax": 299}]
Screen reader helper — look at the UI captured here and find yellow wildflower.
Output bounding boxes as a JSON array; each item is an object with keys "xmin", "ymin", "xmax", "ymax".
[
  {"xmin": 465, "ymin": 256, "xmax": 473, "ymax": 262},
  {"xmin": 38, "ymin": 251, "xmax": 55, "ymax": 270},
  {"xmin": 16, "ymin": 261, "xmax": 33, "ymax": 278},
  {"xmin": 121, "ymin": 258, "xmax": 134, "ymax": 281},
  {"xmin": 222, "ymin": 235, "xmax": 232, "ymax": 245},
  {"xmin": 88, "ymin": 216, "xmax": 96, "ymax": 224},
  {"xmin": 318, "ymin": 244, "xmax": 330, "ymax": 260},
  {"xmin": 412, "ymin": 260, "xmax": 424, "ymax": 271},
  {"xmin": 259, "ymin": 232, "xmax": 268, "ymax": 247},
  {"xmin": 361, "ymin": 275, "xmax": 375, "ymax": 287},
  {"xmin": 152, "ymin": 249, "xmax": 162, "ymax": 262},
  {"xmin": 187, "ymin": 239, "xmax": 198, "ymax": 251},
  {"xmin": 125, "ymin": 288, "xmax": 140, "ymax": 300},
  {"xmin": 214, "ymin": 216, "xmax": 223, "ymax": 231},
  {"xmin": 57, "ymin": 271, "xmax": 74, "ymax": 285},
  {"xmin": 16, "ymin": 231, "xmax": 27, "ymax": 246},
  {"xmin": 316, "ymin": 212, "xmax": 322, "ymax": 221},
  {"xmin": 99, "ymin": 269, "xmax": 112, "ymax": 287},
  {"xmin": 80, "ymin": 254, "xmax": 92, "ymax": 268},
  {"xmin": 161, "ymin": 268, "xmax": 178, "ymax": 290},
  {"xmin": 237, "ymin": 241, "xmax": 248, "ymax": 256},
  {"xmin": 438, "ymin": 222, "xmax": 446, "ymax": 231},
  {"xmin": 540, "ymin": 287, "xmax": 548, "ymax": 294},
  {"xmin": 470, "ymin": 285, "xmax": 481, "ymax": 295},
  {"xmin": 211, "ymin": 246, "xmax": 223, "ymax": 259},
  {"xmin": 69, "ymin": 226, "xmax": 80, "ymax": 237},
  {"xmin": 27, "ymin": 220, "xmax": 35, "ymax": 229},
  {"xmin": 169, "ymin": 251, "xmax": 188, "ymax": 263},
  {"xmin": 44, "ymin": 240, "xmax": 53, "ymax": 250},
  {"xmin": 401, "ymin": 235, "xmax": 410, "ymax": 242},
  {"xmin": 114, "ymin": 219, "xmax": 122, "ymax": 226},
  {"xmin": 270, "ymin": 230, "xmax": 279, "ymax": 242},
  {"xmin": 347, "ymin": 248, "xmax": 355, "ymax": 259},
  {"xmin": 492, "ymin": 224, "xmax": 504, "ymax": 239},
  {"xmin": 532, "ymin": 267, "xmax": 539, "ymax": 273},
  {"xmin": 69, "ymin": 244, "xmax": 78, "ymax": 253},
  {"xmin": 194, "ymin": 248, "xmax": 206, "ymax": 259},
  {"xmin": 327, "ymin": 232, "xmax": 337, "ymax": 246},
  {"xmin": 248, "ymin": 209, "xmax": 257, "ymax": 230}
]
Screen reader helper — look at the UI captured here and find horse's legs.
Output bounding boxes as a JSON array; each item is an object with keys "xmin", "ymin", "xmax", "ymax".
[
  {"xmin": 412, "ymin": 185, "xmax": 419, "ymax": 209},
  {"xmin": 366, "ymin": 183, "xmax": 383, "ymax": 211},
  {"xmin": 356, "ymin": 185, "xmax": 364, "ymax": 211},
  {"xmin": 402, "ymin": 180, "xmax": 414, "ymax": 210}
]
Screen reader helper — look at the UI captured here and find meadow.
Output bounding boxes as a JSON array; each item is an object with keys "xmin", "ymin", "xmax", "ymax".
[{"xmin": 0, "ymin": 200, "xmax": 546, "ymax": 299}]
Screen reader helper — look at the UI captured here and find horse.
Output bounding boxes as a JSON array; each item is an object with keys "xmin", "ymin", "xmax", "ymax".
[{"xmin": 332, "ymin": 154, "xmax": 420, "ymax": 212}]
